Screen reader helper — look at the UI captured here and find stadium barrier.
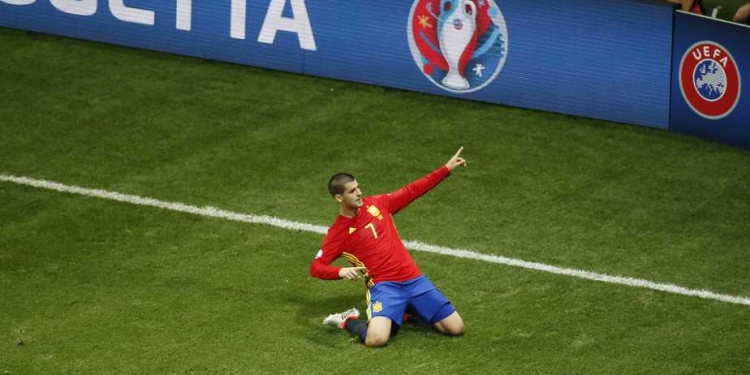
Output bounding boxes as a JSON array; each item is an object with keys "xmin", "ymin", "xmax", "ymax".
[
  {"xmin": 0, "ymin": 0, "xmax": 673, "ymax": 129},
  {"xmin": 670, "ymin": 12, "xmax": 750, "ymax": 150},
  {"xmin": 6, "ymin": 0, "xmax": 750, "ymax": 149}
]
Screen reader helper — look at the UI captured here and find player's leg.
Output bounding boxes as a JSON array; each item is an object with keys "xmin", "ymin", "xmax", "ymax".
[
  {"xmin": 433, "ymin": 310, "xmax": 465, "ymax": 336},
  {"xmin": 407, "ymin": 276, "xmax": 465, "ymax": 336},
  {"xmin": 324, "ymin": 283, "xmax": 408, "ymax": 346},
  {"xmin": 363, "ymin": 282, "xmax": 408, "ymax": 347},
  {"xmin": 343, "ymin": 315, "xmax": 403, "ymax": 346},
  {"xmin": 363, "ymin": 316, "xmax": 392, "ymax": 347},
  {"xmin": 323, "ymin": 307, "xmax": 377, "ymax": 344},
  {"xmin": 343, "ymin": 316, "xmax": 368, "ymax": 341}
]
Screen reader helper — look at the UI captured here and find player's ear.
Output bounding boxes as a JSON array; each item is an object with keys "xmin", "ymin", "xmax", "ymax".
[{"xmin": 334, "ymin": 194, "xmax": 344, "ymax": 203}]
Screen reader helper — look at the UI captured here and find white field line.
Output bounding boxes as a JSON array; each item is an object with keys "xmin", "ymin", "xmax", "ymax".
[{"xmin": 2, "ymin": 173, "xmax": 750, "ymax": 307}]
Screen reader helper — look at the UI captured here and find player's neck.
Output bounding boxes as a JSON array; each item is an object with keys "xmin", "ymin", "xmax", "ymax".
[{"xmin": 339, "ymin": 205, "xmax": 358, "ymax": 218}]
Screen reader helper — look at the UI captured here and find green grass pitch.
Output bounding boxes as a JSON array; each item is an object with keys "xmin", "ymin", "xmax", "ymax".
[{"xmin": 1, "ymin": 27, "xmax": 750, "ymax": 374}]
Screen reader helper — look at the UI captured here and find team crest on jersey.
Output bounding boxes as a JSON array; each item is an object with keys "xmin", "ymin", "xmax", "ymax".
[
  {"xmin": 372, "ymin": 301, "xmax": 383, "ymax": 313},
  {"xmin": 367, "ymin": 205, "xmax": 383, "ymax": 220},
  {"xmin": 407, "ymin": 0, "xmax": 508, "ymax": 93},
  {"xmin": 679, "ymin": 41, "xmax": 741, "ymax": 120}
]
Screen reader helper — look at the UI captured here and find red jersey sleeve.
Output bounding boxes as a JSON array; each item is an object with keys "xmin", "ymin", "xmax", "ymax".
[
  {"xmin": 310, "ymin": 226, "xmax": 346, "ymax": 280},
  {"xmin": 382, "ymin": 165, "xmax": 451, "ymax": 215}
]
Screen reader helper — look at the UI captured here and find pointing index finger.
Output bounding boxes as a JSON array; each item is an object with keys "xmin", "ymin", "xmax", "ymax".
[{"xmin": 453, "ymin": 146, "xmax": 464, "ymax": 158}]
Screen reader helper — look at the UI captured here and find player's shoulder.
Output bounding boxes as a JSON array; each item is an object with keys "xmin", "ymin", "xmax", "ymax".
[
  {"xmin": 365, "ymin": 195, "xmax": 392, "ymax": 214},
  {"xmin": 365, "ymin": 195, "xmax": 386, "ymax": 207},
  {"xmin": 325, "ymin": 216, "xmax": 349, "ymax": 235}
]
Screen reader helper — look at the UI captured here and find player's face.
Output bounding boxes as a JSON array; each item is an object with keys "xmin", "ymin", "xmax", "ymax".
[{"xmin": 337, "ymin": 180, "xmax": 363, "ymax": 209}]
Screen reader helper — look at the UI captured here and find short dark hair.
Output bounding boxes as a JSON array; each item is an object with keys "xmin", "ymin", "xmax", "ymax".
[{"xmin": 328, "ymin": 173, "xmax": 355, "ymax": 197}]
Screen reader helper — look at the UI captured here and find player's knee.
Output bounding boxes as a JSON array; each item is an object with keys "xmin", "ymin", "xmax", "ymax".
[
  {"xmin": 438, "ymin": 314, "xmax": 465, "ymax": 336},
  {"xmin": 447, "ymin": 321, "xmax": 465, "ymax": 336},
  {"xmin": 364, "ymin": 334, "xmax": 389, "ymax": 347},
  {"xmin": 364, "ymin": 316, "xmax": 392, "ymax": 347}
]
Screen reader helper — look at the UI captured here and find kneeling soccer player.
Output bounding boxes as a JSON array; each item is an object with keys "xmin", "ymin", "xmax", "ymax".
[{"xmin": 310, "ymin": 148, "xmax": 467, "ymax": 347}]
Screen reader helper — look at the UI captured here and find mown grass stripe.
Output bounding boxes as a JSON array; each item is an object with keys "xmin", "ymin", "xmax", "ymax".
[{"xmin": 3, "ymin": 173, "xmax": 749, "ymax": 307}]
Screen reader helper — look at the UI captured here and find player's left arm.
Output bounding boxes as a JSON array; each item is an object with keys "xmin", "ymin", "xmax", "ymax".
[{"xmin": 385, "ymin": 147, "xmax": 467, "ymax": 214}]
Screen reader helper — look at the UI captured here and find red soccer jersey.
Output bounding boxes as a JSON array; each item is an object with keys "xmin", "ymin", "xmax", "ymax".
[{"xmin": 310, "ymin": 166, "xmax": 451, "ymax": 286}]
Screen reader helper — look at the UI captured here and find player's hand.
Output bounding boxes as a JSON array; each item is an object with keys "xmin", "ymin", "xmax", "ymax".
[
  {"xmin": 445, "ymin": 146, "xmax": 467, "ymax": 171},
  {"xmin": 339, "ymin": 267, "xmax": 367, "ymax": 280}
]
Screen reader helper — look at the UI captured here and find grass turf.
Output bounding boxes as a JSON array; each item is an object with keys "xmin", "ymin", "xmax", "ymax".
[{"xmin": 1, "ymin": 27, "xmax": 750, "ymax": 374}]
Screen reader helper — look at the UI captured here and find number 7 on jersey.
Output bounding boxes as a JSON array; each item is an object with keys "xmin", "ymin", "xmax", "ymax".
[{"xmin": 365, "ymin": 223, "xmax": 378, "ymax": 239}]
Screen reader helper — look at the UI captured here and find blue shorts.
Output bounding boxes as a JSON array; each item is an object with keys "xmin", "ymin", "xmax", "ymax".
[{"xmin": 366, "ymin": 275, "xmax": 455, "ymax": 326}]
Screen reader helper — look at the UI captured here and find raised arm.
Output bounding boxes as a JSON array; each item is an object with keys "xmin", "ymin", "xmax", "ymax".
[{"xmin": 384, "ymin": 147, "xmax": 467, "ymax": 214}]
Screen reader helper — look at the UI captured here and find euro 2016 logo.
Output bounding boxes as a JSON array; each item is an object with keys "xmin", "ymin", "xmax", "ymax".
[
  {"xmin": 679, "ymin": 41, "xmax": 741, "ymax": 120},
  {"xmin": 407, "ymin": 0, "xmax": 508, "ymax": 93}
]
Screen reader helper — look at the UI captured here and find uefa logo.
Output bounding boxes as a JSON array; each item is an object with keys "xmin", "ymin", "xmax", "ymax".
[
  {"xmin": 679, "ymin": 41, "xmax": 741, "ymax": 120},
  {"xmin": 407, "ymin": 0, "xmax": 508, "ymax": 93}
]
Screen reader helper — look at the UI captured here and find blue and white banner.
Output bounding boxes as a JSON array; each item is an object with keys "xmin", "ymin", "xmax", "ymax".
[
  {"xmin": 1, "ymin": 0, "xmax": 673, "ymax": 128},
  {"xmin": 0, "ymin": 0, "xmax": 308, "ymax": 72},
  {"xmin": 670, "ymin": 12, "xmax": 750, "ymax": 149}
]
